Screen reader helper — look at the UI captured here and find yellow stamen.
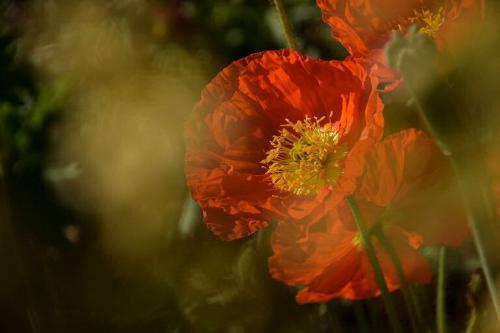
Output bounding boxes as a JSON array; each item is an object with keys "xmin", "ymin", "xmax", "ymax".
[
  {"xmin": 409, "ymin": 7, "xmax": 445, "ymax": 37},
  {"xmin": 261, "ymin": 114, "xmax": 347, "ymax": 196}
]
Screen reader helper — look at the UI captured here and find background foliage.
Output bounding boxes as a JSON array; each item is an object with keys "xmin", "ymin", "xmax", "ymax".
[{"xmin": 0, "ymin": 0, "xmax": 498, "ymax": 332}]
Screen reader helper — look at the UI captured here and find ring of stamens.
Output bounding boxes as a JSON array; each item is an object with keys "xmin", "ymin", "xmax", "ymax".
[
  {"xmin": 261, "ymin": 114, "xmax": 347, "ymax": 196},
  {"xmin": 410, "ymin": 7, "xmax": 445, "ymax": 37},
  {"xmin": 397, "ymin": 6, "xmax": 445, "ymax": 37}
]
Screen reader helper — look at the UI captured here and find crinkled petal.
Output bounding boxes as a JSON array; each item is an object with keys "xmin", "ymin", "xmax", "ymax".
[
  {"xmin": 269, "ymin": 205, "xmax": 431, "ymax": 302},
  {"xmin": 358, "ymin": 129, "xmax": 469, "ymax": 246},
  {"xmin": 269, "ymin": 209, "xmax": 352, "ymax": 286},
  {"xmin": 317, "ymin": 0, "xmax": 484, "ymax": 56},
  {"xmin": 295, "ymin": 225, "xmax": 431, "ymax": 302},
  {"xmin": 186, "ymin": 49, "xmax": 384, "ymax": 240},
  {"xmin": 238, "ymin": 51, "xmax": 384, "ymax": 192},
  {"xmin": 316, "ymin": 0, "xmax": 424, "ymax": 55}
]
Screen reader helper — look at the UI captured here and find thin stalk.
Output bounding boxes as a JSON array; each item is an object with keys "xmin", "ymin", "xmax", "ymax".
[
  {"xmin": 346, "ymin": 196, "xmax": 403, "ymax": 333},
  {"xmin": 415, "ymin": 284, "xmax": 433, "ymax": 326},
  {"xmin": 409, "ymin": 89, "xmax": 500, "ymax": 322},
  {"xmin": 451, "ymin": 158, "xmax": 500, "ymax": 321},
  {"xmin": 376, "ymin": 229, "xmax": 425, "ymax": 333},
  {"xmin": 411, "ymin": 97, "xmax": 448, "ymax": 153},
  {"xmin": 465, "ymin": 272, "xmax": 481, "ymax": 333},
  {"xmin": 272, "ymin": 0, "xmax": 298, "ymax": 49},
  {"xmin": 464, "ymin": 310, "xmax": 477, "ymax": 333},
  {"xmin": 437, "ymin": 246, "xmax": 447, "ymax": 333}
]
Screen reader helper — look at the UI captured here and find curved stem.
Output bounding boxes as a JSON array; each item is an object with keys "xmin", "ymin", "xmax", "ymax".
[
  {"xmin": 346, "ymin": 196, "xmax": 403, "ymax": 333},
  {"xmin": 408, "ymin": 86, "xmax": 500, "ymax": 322},
  {"xmin": 437, "ymin": 246, "xmax": 447, "ymax": 333},
  {"xmin": 376, "ymin": 228, "xmax": 425, "ymax": 333},
  {"xmin": 411, "ymin": 96, "xmax": 448, "ymax": 154},
  {"xmin": 272, "ymin": 0, "xmax": 298, "ymax": 49},
  {"xmin": 450, "ymin": 158, "xmax": 500, "ymax": 321},
  {"xmin": 464, "ymin": 310, "xmax": 477, "ymax": 333}
]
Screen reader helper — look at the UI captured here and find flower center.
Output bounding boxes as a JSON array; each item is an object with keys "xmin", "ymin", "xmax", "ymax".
[
  {"xmin": 409, "ymin": 7, "xmax": 445, "ymax": 37},
  {"xmin": 261, "ymin": 115, "xmax": 347, "ymax": 196}
]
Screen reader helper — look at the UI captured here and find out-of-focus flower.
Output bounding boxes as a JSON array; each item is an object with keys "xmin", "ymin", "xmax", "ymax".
[
  {"xmin": 316, "ymin": 0, "xmax": 484, "ymax": 56},
  {"xmin": 316, "ymin": 0, "xmax": 484, "ymax": 90},
  {"xmin": 185, "ymin": 49, "xmax": 384, "ymax": 240},
  {"xmin": 269, "ymin": 129, "xmax": 469, "ymax": 302}
]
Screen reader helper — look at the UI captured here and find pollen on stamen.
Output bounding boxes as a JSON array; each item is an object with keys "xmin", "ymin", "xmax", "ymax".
[
  {"xmin": 261, "ymin": 114, "xmax": 348, "ymax": 196},
  {"xmin": 409, "ymin": 7, "xmax": 445, "ymax": 37}
]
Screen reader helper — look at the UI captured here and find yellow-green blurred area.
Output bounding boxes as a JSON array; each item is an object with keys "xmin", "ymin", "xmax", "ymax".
[{"xmin": 1, "ymin": 0, "xmax": 500, "ymax": 332}]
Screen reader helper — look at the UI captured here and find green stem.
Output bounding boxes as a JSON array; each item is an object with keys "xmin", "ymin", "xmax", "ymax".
[
  {"xmin": 437, "ymin": 246, "xmax": 447, "ymax": 333},
  {"xmin": 464, "ymin": 310, "xmax": 477, "ymax": 333},
  {"xmin": 376, "ymin": 229, "xmax": 425, "ymax": 333},
  {"xmin": 272, "ymin": 0, "xmax": 298, "ymax": 49},
  {"xmin": 346, "ymin": 196, "xmax": 403, "ymax": 333},
  {"xmin": 411, "ymin": 96, "xmax": 448, "ymax": 154},
  {"xmin": 450, "ymin": 158, "xmax": 500, "ymax": 321},
  {"xmin": 415, "ymin": 284, "xmax": 434, "ymax": 326},
  {"xmin": 409, "ymin": 88, "xmax": 500, "ymax": 322},
  {"xmin": 465, "ymin": 273, "xmax": 481, "ymax": 333}
]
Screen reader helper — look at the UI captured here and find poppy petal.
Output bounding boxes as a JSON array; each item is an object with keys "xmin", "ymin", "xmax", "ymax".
[{"xmin": 186, "ymin": 49, "xmax": 384, "ymax": 240}]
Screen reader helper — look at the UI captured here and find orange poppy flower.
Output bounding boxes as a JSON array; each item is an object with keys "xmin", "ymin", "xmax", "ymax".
[
  {"xmin": 185, "ymin": 49, "xmax": 384, "ymax": 240},
  {"xmin": 316, "ymin": 0, "xmax": 484, "ymax": 56},
  {"xmin": 269, "ymin": 129, "xmax": 469, "ymax": 302}
]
